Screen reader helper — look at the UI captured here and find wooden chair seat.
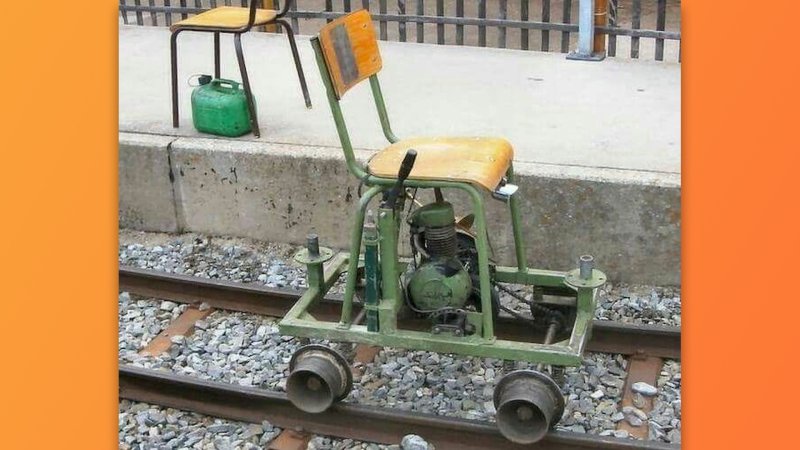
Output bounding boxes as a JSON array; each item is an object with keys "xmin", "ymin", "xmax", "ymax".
[
  {"xmin": 170, "ymin": 6, "xmax": 277, "ymax": 32},
  {"xmin": 368, "ymin": 137, "xmax": 514, "ymax": 191}
]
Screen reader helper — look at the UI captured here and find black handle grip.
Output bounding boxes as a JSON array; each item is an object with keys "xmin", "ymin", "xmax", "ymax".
[
  {"xmin": 382, "ymin": 149, "xmax": 417, "ymax": 209},
  {"xmin": 396, "ymin": 149, "xmax": 417, "ymax": 183}
]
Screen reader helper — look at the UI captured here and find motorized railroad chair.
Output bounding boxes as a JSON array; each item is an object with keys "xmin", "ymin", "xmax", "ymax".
[
  {"xmin": 311, "ymin": 8, "xmax": 526, "ymax": 320},
  {"xmin": 279, "ymin": 13, "xmax": 606, "ymax": 443},
  {"xmin": 169, "ymin": 0, "xmax": 311, "ymax": 138}
]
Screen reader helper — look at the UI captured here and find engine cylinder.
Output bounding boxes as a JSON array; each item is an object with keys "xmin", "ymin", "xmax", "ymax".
[{"xmin": 424, "ymin": 224, "xmax": 457, "ymax": 257}]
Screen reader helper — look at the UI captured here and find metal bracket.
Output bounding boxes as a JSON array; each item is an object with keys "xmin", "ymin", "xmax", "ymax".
[
  {"xmin": 492, "ymin": 183, "xmax": 519, "ymax": 202},
  {"xmin": 564, "ymin": 255, "xmax": 606, "ymax": 289},
  {"xmin": 295, "ymin": 247, "xmax": 335, "ymax": 265}
]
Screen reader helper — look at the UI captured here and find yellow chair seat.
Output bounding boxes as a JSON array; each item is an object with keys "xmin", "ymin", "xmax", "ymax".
[
  {"xmin": 170, "ymin": 6, "xmax": 277, "ymax": 32},
  {"xmin": 367, "ymin": 137, "xmax": 514, "ymax": 191}
]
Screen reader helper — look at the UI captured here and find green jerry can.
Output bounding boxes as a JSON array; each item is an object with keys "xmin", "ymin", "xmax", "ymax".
[{"xmin": 191, "ymin": 76, "xmax": 254, "ymax": 137}]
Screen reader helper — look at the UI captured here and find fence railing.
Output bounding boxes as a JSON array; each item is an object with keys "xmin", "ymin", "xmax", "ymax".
[{"xmin": 119, "ymin": 1, "xmax": 681, "ymax": 62}]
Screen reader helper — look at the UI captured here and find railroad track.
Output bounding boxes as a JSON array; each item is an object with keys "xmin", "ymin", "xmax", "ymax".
[
  {"xmin": 118, "ymin": 266, "xmax": 681, "ymax": 449},
  {"xmin": 119, "ymin": 267, "xmax": 680, "ymax": 359}
]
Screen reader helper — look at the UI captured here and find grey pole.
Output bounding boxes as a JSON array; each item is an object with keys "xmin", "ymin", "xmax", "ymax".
[{"xmin": 567, "ymin": 0, "xmax": 605, "ymax": 61}]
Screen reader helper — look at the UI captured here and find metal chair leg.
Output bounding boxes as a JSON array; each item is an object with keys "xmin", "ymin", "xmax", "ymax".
[
  {"xmin": 234, "ymin": 33, "xmax": 261, "ymax": 138},
  {"xmin": 213, "ymin": 32, "xmax": 221, "ymax": 79},
  {"xmin": 170, "ymin": 30, "xmax": 182, "ymax": 128},
  {"xmin": 276, "ymin": 19, "xmax": 312, "ymax": 109}
]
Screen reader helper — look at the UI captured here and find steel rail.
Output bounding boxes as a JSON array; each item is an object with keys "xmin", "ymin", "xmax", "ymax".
[
  {"xmin": 119, "ymin": 365, "xmax": 678, "ymax": 450},
  {"xmin": 119, "ymin": 267, "xmax": 680, "ymax": 359}
]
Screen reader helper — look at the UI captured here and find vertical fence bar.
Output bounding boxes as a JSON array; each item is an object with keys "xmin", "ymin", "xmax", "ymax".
[
  {"xmin": 655, "ymin": 0, "xmax": 666, "ymax": 61},
  {"xmin": 520, "ymin": 0, "xmax": 529, "ymax": 51},
  {"xmin": 399, "ymin": 1, "xmax": 407, "ymax": 42},
  {"xmin": 179, "ymin": 0, "xmax": 188, "ymax": 20},
  {"xmin": 456, "ymin": 0, "xmax": 464, "ymax": 45},
  {"xmin": 120, "ymin": 1, "xmax": 129, "ymax": 25},
  {"xmin": 325, "ymin": 0, "xmax": 333, "ymax": 24},
  {"xmin": 133, "ymin": 0, "xmax": 144, "ymax": 25},
  {"xmin": 498, "ymin": 0, "xmax": 507, "ymax": 48},
  {"xmin": 290, "ymin": 0, "xmax": 298, "ymax": 34},
  {"xmin": 148, "ymin": 0, "xmax": 157, "ymax": 26},
  {"xmin": 607, "ymin": 0, "xmax": 616, "ymax": 56},
  {"xmin": 561, "ymin": 0, "xmax": 571, "ymax": 52},
  {"xmin": 164, "ymin": 0, "xmax": 172, "ymax": 27},
  {"xmin": 417, "ymin": 0, "xmax": 425, "ymax": 43},
  {"xmin": 210, "ymin": 0, "xmax": 217, "ymax": 7},
  {"xmin": 344, "ymin": 0, "xmax": 352, "ymax": 12},
  {"xmin": 630, "ymin": 0, "xmax": 640, "ymax": 58},
  {"xmin": 380, "ymin": 0, "xmax": 388, "ymax": 41},
  {"xmin": 436, "ymin": 0, "xmax": 444, "ymax": 44},
  {"xmin": 362, "ymin": 0, "xmax": 370, "ymax": 11},
  {"xmin": 478, "ymin": 0, "xmax": 486, "ymax": 47},
  {"xmin": 541, "ymin": 0, "xmax": 550, "ymax": 51}
]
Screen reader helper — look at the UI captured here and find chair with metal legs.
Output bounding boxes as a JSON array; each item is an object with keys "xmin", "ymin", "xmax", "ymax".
[{"xmin": 169, "ymin": 1, "xmax": 311, "ymax": 138}]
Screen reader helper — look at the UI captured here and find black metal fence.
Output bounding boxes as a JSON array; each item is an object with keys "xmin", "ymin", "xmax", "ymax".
[{"xmin": 119, "ymin": 1, "xmax": 680, "ymax": 61}]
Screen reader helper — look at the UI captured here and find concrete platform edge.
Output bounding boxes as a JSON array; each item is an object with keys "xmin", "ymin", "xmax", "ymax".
[{"xmin": 119, "ymin": 132, "xmax": 681, "ymax": 285}]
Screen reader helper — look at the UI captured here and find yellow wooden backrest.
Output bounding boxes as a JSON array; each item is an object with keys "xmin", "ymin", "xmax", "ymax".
[{"xmin": 318, "ymin": 9, "xmax": 382, "ymax": 99}]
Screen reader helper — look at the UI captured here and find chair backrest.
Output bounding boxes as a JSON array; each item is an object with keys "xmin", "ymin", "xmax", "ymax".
[
  {"xmin": 243, "ymin": 1, "xmax": 293, "ymax": 30},
  {"xmin": 317, "ymin": 9, "xmax": 382, "ymax": 99}
]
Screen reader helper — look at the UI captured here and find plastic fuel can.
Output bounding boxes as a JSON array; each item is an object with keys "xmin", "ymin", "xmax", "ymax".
[{"xmin": 191, "ymin": 77, "xmax": 253, "ymax": 137}]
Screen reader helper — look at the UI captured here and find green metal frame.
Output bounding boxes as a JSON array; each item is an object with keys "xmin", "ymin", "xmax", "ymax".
[{"xmin": 278, "ymin": 37, "xmax": 606, "ymax": 366}]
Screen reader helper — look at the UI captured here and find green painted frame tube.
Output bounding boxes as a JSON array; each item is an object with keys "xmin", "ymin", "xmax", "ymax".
[
  {"xmin": 341, "ymin": 185, "xmax": 384, "ymax": 326},
  {"xmin": 493, "ymin": 267, "xmax": 568, "ymax": 286},
  {"xmin": 280, "ymin": 317, "xmax": 583, "ymax": 366},
  {"xmin": 377, "ymin": 207, "xmax": 402, "ymax": 332},
  {"xmin": 369, "ymin": 76, "xmax": 399, "ymax": 144},
  {"xmin": 310, "ymin": 37, "xmax": 368, "ymax": 180},
  {"xmin": 284, "ymin": 254, "xmax": 349, "ymax": 322},
  {"xmin": 506, "ymin": 165, "xmax": 528, "ymax": 271},
  {"xmin": 363, "ymin": 213, "xmax": 380, "ymax": 332}
]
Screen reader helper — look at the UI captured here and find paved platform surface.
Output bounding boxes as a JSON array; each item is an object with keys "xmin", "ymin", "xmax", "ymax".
[{"xmin": 119, "ymin": 25, "xmax": 680, "ymax": 174}]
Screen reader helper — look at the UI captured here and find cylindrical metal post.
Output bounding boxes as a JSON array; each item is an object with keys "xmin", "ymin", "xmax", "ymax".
[
  {"xmin": 577, "ymin": 0, "xmax": 594, "ymax": 56},
  {"xmin": 305, "ymin": 234, "xmax": 324, "ymax": 290},
  {"xmin": 579, "ymin": 255, "xmax": 594, "ymax": 280},
  {"xmin": 307, "ymin": 234, "xmax": 320, "ymax": 257},
  {"xmin": 567, "ymin": 0, "xmax": 605, "ymax": 61}
]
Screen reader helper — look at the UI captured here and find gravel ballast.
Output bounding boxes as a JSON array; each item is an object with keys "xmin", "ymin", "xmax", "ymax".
[
  {"xmin": 118, "ymin": 230, "xmax": 681, "ymax": 445},
  {"xmin": 118, "ymin": 400, "xmax": 280, "ymax": 450},
  {"xmin": 119, "ymin": 230, "xmax": 681, "ymax": 327},
  {"xmin": 119, "ymin": 400, "xmax": 408, "ymax": 450}
]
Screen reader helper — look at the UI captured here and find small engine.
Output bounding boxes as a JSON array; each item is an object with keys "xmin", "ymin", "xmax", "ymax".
[{"xmin": 404, "ymin": 202, "xmax": 473, "ymax": 313}]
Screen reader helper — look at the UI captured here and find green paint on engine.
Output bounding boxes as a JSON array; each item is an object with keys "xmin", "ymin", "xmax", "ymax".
[
  {"xmin": 408, "ymin": 201, "xmax": 455, "ymax": 228},
  {"xmin": 407, "ymin": 258, "xmax": 473, "ymax": 311}
]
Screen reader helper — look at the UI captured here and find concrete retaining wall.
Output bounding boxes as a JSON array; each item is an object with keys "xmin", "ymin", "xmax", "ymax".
[
  {"xmin": 118, "ymin": 132, "xmax": 680, "ymax": 285},
  {"xmin": 119, "ymin": 133, "xmax": 179, "ymax": 232}
]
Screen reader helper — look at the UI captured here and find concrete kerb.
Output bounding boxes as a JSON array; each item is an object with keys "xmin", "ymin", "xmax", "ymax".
[
  {"xmin": 119, "ymin": 132, "xmax": 181, "ymax": 232},
  {"xmin": 119, "ymin": 132, "xmax": 680, "ymax": 285}
]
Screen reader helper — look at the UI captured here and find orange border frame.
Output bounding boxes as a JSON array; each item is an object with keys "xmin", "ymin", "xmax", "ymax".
[{"xmin": 1, "ymin": 2, "xmax": 799, "ymax": 449}]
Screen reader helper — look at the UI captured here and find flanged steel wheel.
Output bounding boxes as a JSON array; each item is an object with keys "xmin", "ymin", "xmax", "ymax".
[
  {"xmin": 493, "ymin": 369, "xmax": 565, "ymax": 444},
  {"xmin": 286, "ymin": 344, "xmax": 353, "ymax": 413}
]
